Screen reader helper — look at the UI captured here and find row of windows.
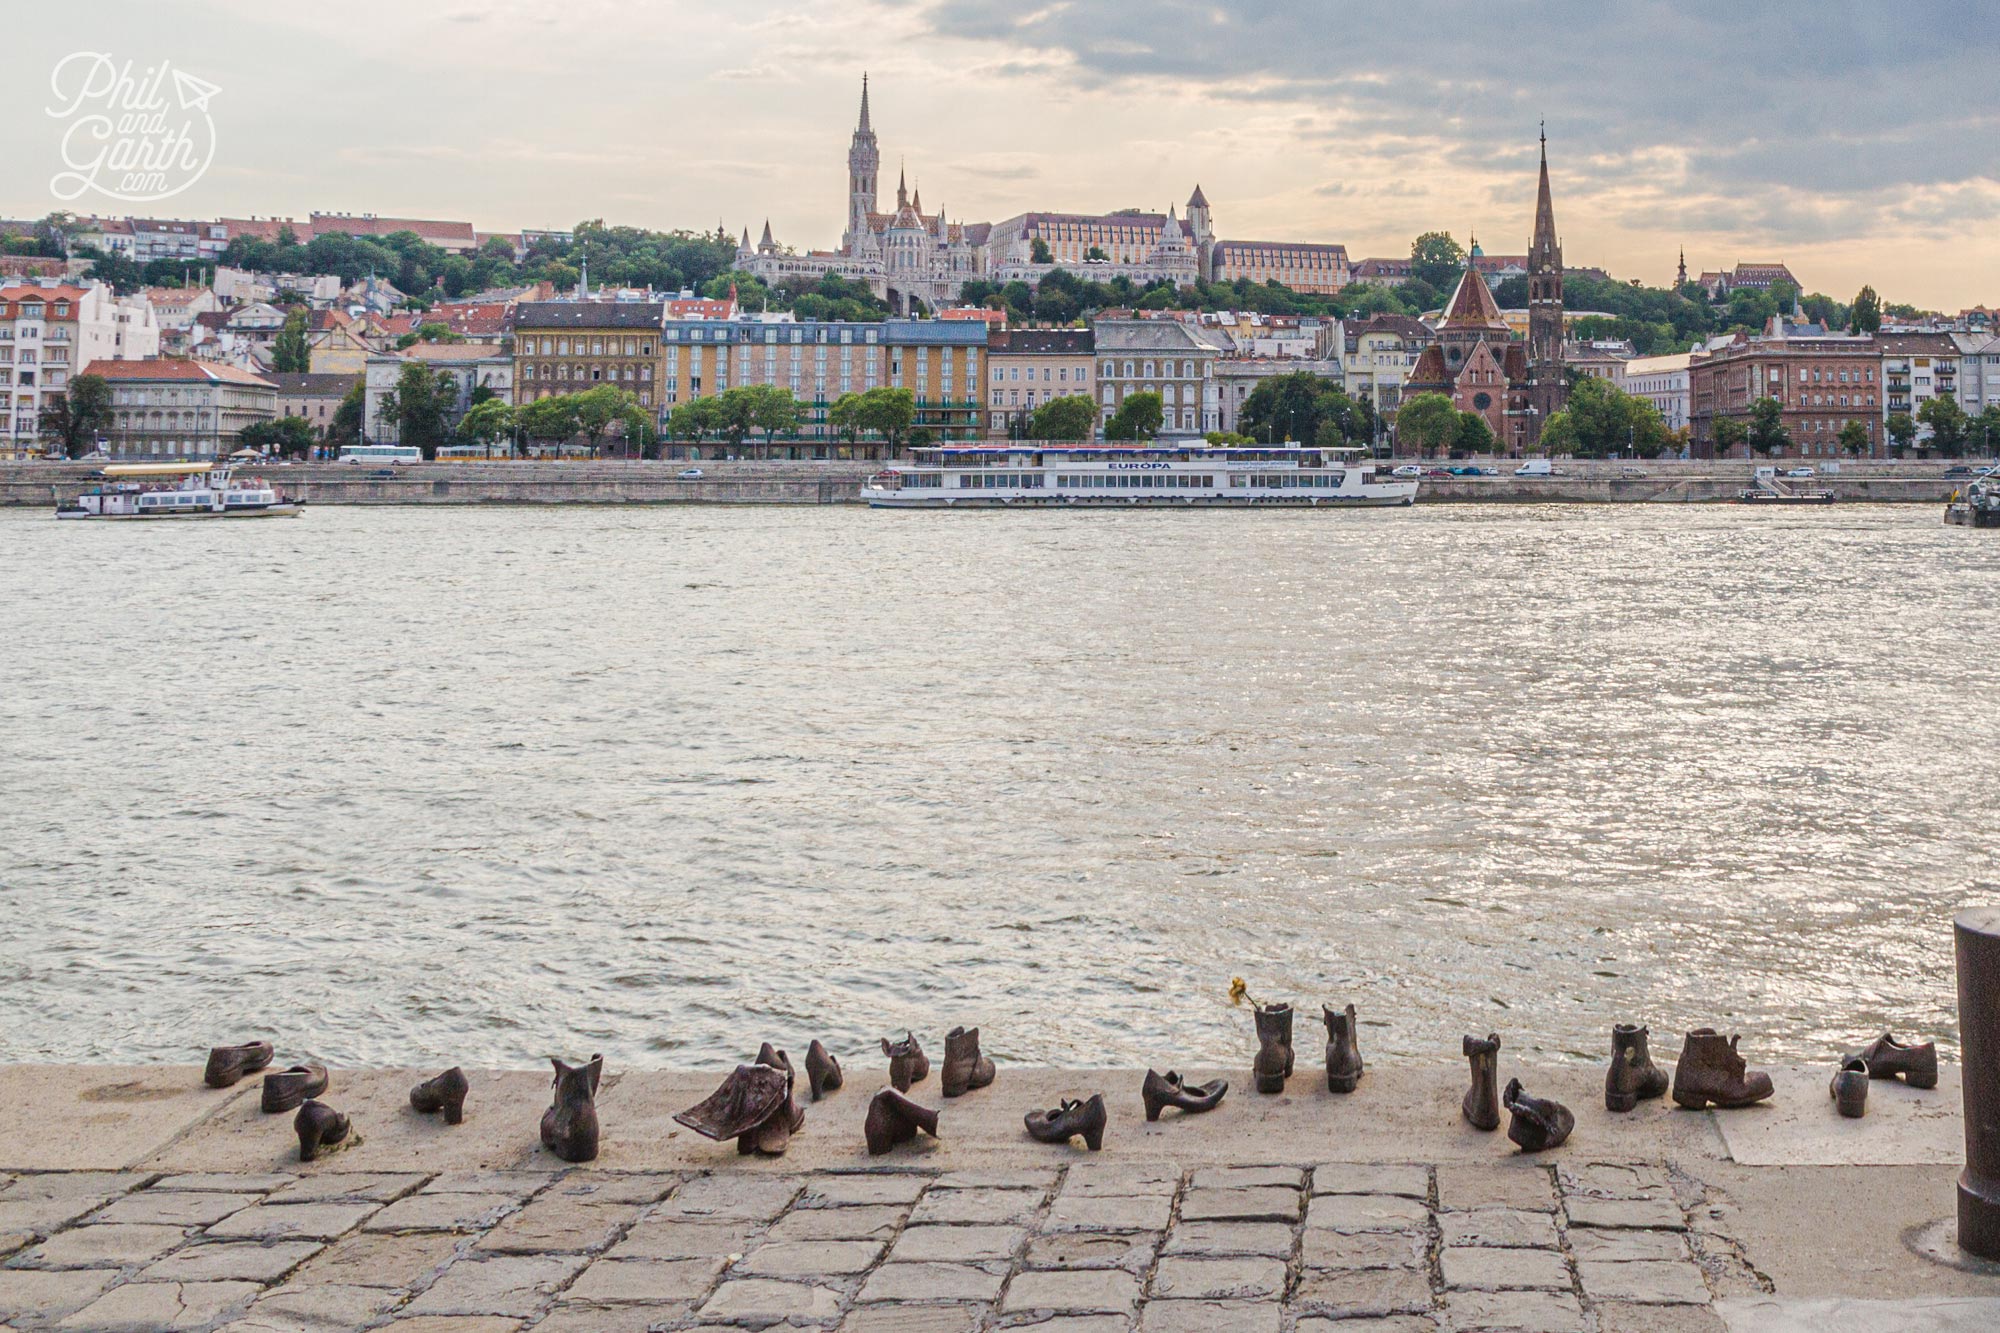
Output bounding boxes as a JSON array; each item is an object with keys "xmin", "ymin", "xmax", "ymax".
[
  {"xmin": 994, "ymin": 365, "xmax": 1087, "ymax": 383},
  {"xmin": 522, "ymin": 337, "xmax": 654, "ymax": 357},
  {"xmin": 1103, "ymin": 384, "xmax": 1200, "ymax": 406},
  {"xmin": 1101, "ymin": 359, "xmax": 1205, "ymax": 379},
  {"xmin": 520, "ymin": 364, "xmax": 652, "ymax": 382},
  {"xmin": 960, "ymin": 472, "xmax": 1047, "ymax": 489},
  {"xmin": 1056, "ymin": 473, "xmax": 1214, "ymax": 489},
  {"xmin": 0, "ymin": 303, "xmax": 69, "ymax": 319}
]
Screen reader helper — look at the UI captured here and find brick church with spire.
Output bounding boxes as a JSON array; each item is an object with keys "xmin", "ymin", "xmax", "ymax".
[{"xmin": 1406, "ymin": 131, "xmax": 1568, "ymax": 451}]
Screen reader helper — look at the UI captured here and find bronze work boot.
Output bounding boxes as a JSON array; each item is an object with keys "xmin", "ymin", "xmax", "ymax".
[
  {"xmin": 1504, "ymin": 1078, "xmax": 1575, "ymax": 1152},
  {"xmin": 864, "ymin": 1087, "xmax": 939, "ymax": 1155},
  {"xmin": 941, "ymin": 1026, "xmax": 996, "ymax": 1098},
  {"xmin": 1671, "ymin": 1029, "xmax": 1774, "ymax": 1110},
  {"xmin": 1252, "ymin": 1002, "xmax": 1294, "ymax": 1094},
  {"xmin": 539, "ymin": 1054, "xmax": 603, "ymax": 1163},
  {"xmin": 881, "ymin": 1032, "xmax": 930, "ymax": 1091},
  {"xmin": 1323, "ymin": 1003, "xmax": 1364, "ymax": 1094},
  {"xmin": 1604, "ymin": 1024, "xmax": 1670, "ymax": 1112},
  {"xmin": 1462, "ymin": 1033, "xmax": 1501, "ymax": 1130},
  {"xmin": 1847, "ymin": 1033, "xmax": 1938, "ymax": 1088},
  {"xmin": 805, "ymin": 1040, "xmax": 843, "ymax": 1101},
  {"xmin": 1830, "ymin": 1057, "xmax": 1870, "ymax": 1118},
  {"xmin": 409, "ymin": 1068, "xmax": 469, "ymax": 1124}
]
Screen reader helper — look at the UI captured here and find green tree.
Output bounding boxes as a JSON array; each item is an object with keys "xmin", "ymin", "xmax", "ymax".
[
  {"xmin": 827, "ymin": 392, "xmax": 862, "ymax": 444},
  {"xmin": 378, "ymin": 363, "xmax": 454, "ymax": 459},
  {"xmin": 1849, "ymin": 285, "xmax": 1882, "ymax": 334},
  {"xmin": 271, "ymin": 309, "xmax": 311, "ymax": 374},
  {"xmin": 570, "ymin": 385, "xmax": 642, "ymax": 456},
  {"xmin": 1837, "ymin": 419, "xmax": 1872, "ymax": 457},
  {"xmin": 1975, "ymin": 405, "xmax": 2000, "ymax": 458},
  {"xmin": 1029, "ymin": 393, "xmax": 1097, "ymax": 441},
  {"xmin": 1451, "ymin": 411, "xmax": 1497, "ymax": 455},
  {"xmin": 1409, "ymin": 231, "xmax": 1465, "ymax": 292},
  {"xmin": 327, "ymin": 381, "xmax": 364, "ymax": 451},
  {"xmin": 747, "ymin": 383, "xmax": 800, "ymax": 446},
  {"xmin": 1237, "ymin": 371, "xmax": 1368, "ymax": 445},
  {"xmin": 458, "ymin": 397, "xmax": 518, "ymax": 457},
  {"xmin": 1713, "ymin": 418, "xmax": 1748, "ymax": 458},
  {"xmin": 853, "ymin": 387, "xmax": 917, "ymax": 450},
  {"xmin": 1085, "ymin": 245, "xmax": 1109, "ymax": 262},
  {"xmin": 1534, "ymin": 375, "xmax": 1669, "ymax": 458},
  {"xmin": 1918, "ymin": 394, "xmax": 1968, "ymax": 457},
  {"xmin": 669, "ymin": 396, "xmax": 721, "ymax": 446},
  {"xmin": 38, "ymin": 374, "xmax": 112, "ymax": 458},
  {"xmin": 1030, "ymin": 237, "xmax": 1053, "ymax": 264},
  {"xmin": 1104, "ymin": 390, "xmax": 1164, "ymax": 442},
  {"xmin": 239, "ymin": 415, "xmax": 317, "ymax": 459},
  {"xmin": 520, "ymin": 394, "xmax": 582, "ymax": 453},
  {"xmin": 77, "ymin": 246, "xmax": 146, "ymax": 294},
  {"xmin": 1394, "ymin": 391, "xmax": 1459, "ymax": 456},
  {"xmin": 1885, "ymin": 412, "xmax": 1917, "ymax": 457},
  {"xmin": 1746, "ymin": 397, "xmax": 1789, "ymax": 456}
]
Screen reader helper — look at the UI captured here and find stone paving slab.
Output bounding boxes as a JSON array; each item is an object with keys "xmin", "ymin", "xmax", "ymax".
[
  {"xmin": 1713, "ymin": 1067, "xmax": 1961, "ymax": 1166},
  {"xmin": 0, "ymin": 1067, "xmax": 250, "ymax": 1173},
  {"xmin": 1715, "ymin": 1296, "xmax": 2000, "ymax": 1331}
]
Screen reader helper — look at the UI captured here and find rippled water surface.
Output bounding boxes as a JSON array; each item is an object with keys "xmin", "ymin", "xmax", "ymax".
[{"xmin": 2, "ymin": 503, "xmax": 1995, "ymax": 1070}]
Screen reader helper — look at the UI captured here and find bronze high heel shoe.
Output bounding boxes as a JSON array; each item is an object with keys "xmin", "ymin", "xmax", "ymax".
[
  {"xmin": 409, "ymin": 1067, "xmax": 469, "ymax": 1124},
  {"xmin": 1462, "ymin": 1034, "xmax": 1501, "ymax": 1131},
  {"xmin": 1141, "ymin": 1069, "xmax": 1227, "ymax": 1121},
  {"xmin": 805, "ymin": 1040, "xmax": 842, "ymax": 1101},
  {"xmin": 1025, "ymin": 1093, "xmax": 1107, "ymax": 1150},
  {"xmin": 294, "ymin": 1100, "xmax": 353, "ymax": 1163}
]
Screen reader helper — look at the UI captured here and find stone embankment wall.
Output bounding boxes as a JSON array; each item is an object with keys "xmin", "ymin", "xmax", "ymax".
[{"xmin": 0, "ymin": 460, "xmax": 1973, "ymax": 507}]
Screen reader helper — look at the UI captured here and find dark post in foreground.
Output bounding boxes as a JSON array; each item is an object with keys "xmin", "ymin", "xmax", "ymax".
[{"xmin": 1957, "ymin": 906, "xmax": 2000, "ymax": 1258}]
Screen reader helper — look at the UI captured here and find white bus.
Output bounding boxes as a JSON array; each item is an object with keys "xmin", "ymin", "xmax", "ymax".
[{"xmin": 341, "ymin": 445, "xmax": 421, "ymax": 465}]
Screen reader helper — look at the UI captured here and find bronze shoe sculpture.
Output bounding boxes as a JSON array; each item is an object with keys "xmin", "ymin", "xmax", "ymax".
[
  {"xmin": 1503, "ymin": 1078, "xmax": 1574, "ymax": 1152},
  {"xmin": 675, "ymin": 1062, "xmax": 792, "ymax": 1156},
  {"xmin": 1463, "ymin": 1033, "xmax": 1501, "ymax": 1131},
  {"xmin": 1252, "ymin": 1002, "xmax": 1295, "ymax": 1094},
  {"xmin": 1830, "ymin": 1057, "xmax": 1870, "ymax": 1118},
  {"xmin": 805, "ymin": 1040, "xmax": 843, "ymax": 1101},
  {"xmin": 1605, "ymin": 1024, "xmax": 1670, "ymax": 1112},
  {"xmin": 294, "ymin": 1100, "xmax": 353, "ymax": 1163},
  {"xmin": 204, "ymin": 1041, "xmax": 275, "ymax": 1089},
  {"xmin": 1026, "ymin": 1093, "xmax": 1107, "ymax": 1149},
  {"xmin": 941, "ymin": 1026, "xmax": 996, "ymax": 1098},
  {"xmin": 410, "ymin": 1067, "xmax": 470, "ymax": 1124},
  {"xmin": 261, "ymin": 1064, "xmax": 329, "ymax": 1114},
  {"xmin": 1142, "ymin": 1069, "xmax": 1227, "ymax": 1121},
  {"xmin": 881, "ymin": 1032, "xmax": 930, "ymax": 1091},
  {"xmin": 1323, "ymin": 1003, "xmax": 1364, "ymax": 1094},
  {"xmin": 864, "ymin": 1087, "xmax": 939, "ymax": 1155},
  {"xmin": 1847, "ymin": 1033, "xmax": 1938, "ymax": 1088},
  {"xmin": 1671, "ymin": 1029, "xmax": 1774, "ymax": 1110},
  {"xmin": 748, "ymin": 1043, "xmax": 808, "ymax": 1156},
  {"xmin": 540, "ymin": 1054, "xmax": 603, "ymax": 1163}
]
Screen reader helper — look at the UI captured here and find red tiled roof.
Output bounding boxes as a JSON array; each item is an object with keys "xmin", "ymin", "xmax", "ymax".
[
  {"xmin": 81, "ymin": 358, "xmax": 274, "ymax": 386},
  {"xmin": 0, "ymin": 284, "xmax": 89, "ymax": 306},
  {"xmin": 310, "ymin": 214, "xmax": 476, "ymax": 245}
]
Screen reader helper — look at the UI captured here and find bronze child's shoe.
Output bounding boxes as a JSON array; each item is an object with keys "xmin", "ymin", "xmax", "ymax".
[
  {"xmin": 864, "ymin": 1087, "xmax": 939, "ymax": 1155},
  {"xmin": 1830, "ymin": 1057, "xmax": 1870, "ymax": 1118},
  {"xmin": 675, "ymin": 1063, "xmax": 790, "ymax": 1148},
  {"xmin": 294, "ymin": 1100, "xmax": 353, "ymax": 1162},
  {"xmin": 1463, "ymin": 1033, "xmax": 1501, "ymax": 1130},
  {"xmin": 1671, "ymin": 1029, "xmax": 1774, "ymax": 1110},
  {"xmin": 1323, "ymin": 1003, "xmax": 1364, "ymax": 1094},
  {"xmin": 1847, "ymin": 1033, "xmax": 1938, "ymax": 1089},
  {"xmin": 1503, "ymin": 1078, "xmax": 1575, "ymax": 1152},
  {"xmin": 410, "ymin": 1067, "xmax": 470, "ymax": 1124},
  {"xmin": 1604, "ymin": 1024, "xmax": 1671, "ymax": 1112},
  {"xmin": 539, "ymin": 1054, "xmax": 603, "ymax": 1163},
  {"xmin": 941, "ymin": 1026, "xmax": 996, "ymax": 1098},
  {"xmin": 881, "ymin": 1032, "xmax": 930, "ymax": 1092},
  {"xmin": 204, "ymin": 1041, "xmax": 275, "ymax": 1089},
  {"xmin": 1025, "ymin": 1093, "xmax": 1108, "ymax": 1150},
  {"xmin": 1252, "ymin": 1002, "xmax": 1295, "ymax": 1094},
  {"xmin": 805, "ymin": 1040, "xmax": 843, "ymax": 1101},
  {"xmin": 1142, "ymin": 1069, "xmax": 1227, "ymax": 1121},
  {"xmin": 262, "ymin": 1064, "xmax": 329, "ymax": 1114}
]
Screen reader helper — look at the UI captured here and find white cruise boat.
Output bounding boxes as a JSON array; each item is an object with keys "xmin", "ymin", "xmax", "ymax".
[
  {"xmin": 57, "ymin": 462, "xmax": 303, "ymax": 520},
  {"xmin": 861, "ymin": 443, "xmax": 1418, "ymax": 509}
]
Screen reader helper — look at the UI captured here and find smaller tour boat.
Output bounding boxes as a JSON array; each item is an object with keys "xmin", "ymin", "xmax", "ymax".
[
  {"xmin": 1945, "ymin": 469, "xmax": 2000, "ymax": 528},
  {"xmin": 56, "ymin": 462, "xmax": 304, "ymax": 520}
]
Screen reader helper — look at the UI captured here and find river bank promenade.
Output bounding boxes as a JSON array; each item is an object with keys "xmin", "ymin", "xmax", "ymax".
[{"xmin": 1, "ymin": 1062, "xmax": 1994, "ymax": 1332}]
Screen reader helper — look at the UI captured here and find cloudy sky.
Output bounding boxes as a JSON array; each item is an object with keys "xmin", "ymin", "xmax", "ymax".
[{"xmin": 8, "ymin": 1, "xmax": 1997, "ymax": 308}]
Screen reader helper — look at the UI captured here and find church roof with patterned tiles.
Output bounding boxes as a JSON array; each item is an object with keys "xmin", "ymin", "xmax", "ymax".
[{"xmin": 1440, "ymin": 267, "xmax": 1511, "ymax": 332}]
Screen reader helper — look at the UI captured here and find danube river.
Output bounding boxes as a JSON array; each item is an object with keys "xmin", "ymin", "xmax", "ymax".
[{"xmin": 2, "ymin": 504, "xmax": 1994, "ymax": 1071}]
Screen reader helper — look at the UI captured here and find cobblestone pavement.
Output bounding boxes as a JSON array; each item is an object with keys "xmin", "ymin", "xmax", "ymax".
[{"xmin": 0, "ymin": 1156, "xmax": 1774, "ymax": 1332}]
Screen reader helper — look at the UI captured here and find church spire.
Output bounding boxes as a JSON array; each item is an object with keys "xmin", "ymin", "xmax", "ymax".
[
  {"xmin": 1531, "ymin": 124, "xmax": 1557, "ymax": 269},
  {"xmin": 897, "ymin": 162, "xmax": 908, "ymax": 208},
  {"xmin": 858, "ymin": 73, "xmax": 872, "ymax": 134}
]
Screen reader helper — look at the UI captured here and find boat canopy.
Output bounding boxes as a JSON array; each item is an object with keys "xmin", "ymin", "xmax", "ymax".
[{"xmin": 100, "ymin": 462, "xmax": 217, "ymax": 478}]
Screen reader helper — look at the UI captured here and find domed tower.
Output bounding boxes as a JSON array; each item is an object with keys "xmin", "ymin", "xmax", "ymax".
[{"xmin": 844, "ymin": 74, "xmax": 880, "ymax": 255}]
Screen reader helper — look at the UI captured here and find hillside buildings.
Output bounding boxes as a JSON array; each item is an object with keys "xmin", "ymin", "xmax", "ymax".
[
  {"xmin": 82, "ymin": 358, "xmax": 275, "ymax": 459},
  {"xmin": 1, "ymin": 281, "xmax": 159, "ymax": 453}
]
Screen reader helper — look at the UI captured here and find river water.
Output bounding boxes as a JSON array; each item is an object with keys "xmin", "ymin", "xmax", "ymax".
[{"xmin": 2, "ymin": 504, "xmax": 1994, "ymax": 1072}]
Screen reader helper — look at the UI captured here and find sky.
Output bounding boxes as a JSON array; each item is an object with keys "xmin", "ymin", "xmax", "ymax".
[{"xmin": 7, "ymin": 0, "xmax": 1998, "ymax": 310}]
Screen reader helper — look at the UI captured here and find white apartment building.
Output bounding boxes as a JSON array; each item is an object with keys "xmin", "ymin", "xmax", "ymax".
[
  {"xmin": 1950, "ymin": 332, "xmax": 2000, "ymax": 415},
  {"xmin": 1617, "ymin": 351, "xmax": 1694, "ymax": 432},
  {"xmin": 0, "ymin": 281, "xmax": 161, "ymax": 452},
  {"xmin": 1877, "ymin": 332, "xmax": 1960, "ymax": 429},
  {"xmin": 1338, "ymin": 314, "xmax": 1431, "ymax": 420}
]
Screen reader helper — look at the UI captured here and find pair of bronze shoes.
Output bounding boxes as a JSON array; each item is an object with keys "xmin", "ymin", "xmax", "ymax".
[
  {"xmin": 205, "ymin": 1042, "xmax": 331, "ymax": 1116},
  {"xmin": 1831, "ymin": 1032, "xmax": 1938, "ymax": 1118},
  {"xmin": 675, "ymin": 1044, "xmax": 806, "ymax": 1157},
  {"xmin": 882, "ymin": 1029, "xmax": 995, "ymax": 1097}
]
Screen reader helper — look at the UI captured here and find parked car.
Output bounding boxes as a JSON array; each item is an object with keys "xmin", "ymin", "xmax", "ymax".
[
  {"xmin": 1943, "ymin": 466, "xmax": 1976, "ymax": 478},
  {"xmin": 1423, "ymin": 467, "xmax": 1453, "ymax": 477},
  {"xmin": 678, "ymin": 467, "xmax": 705, "ymax": 480},
  {"xmin": 1391, "ymin": 464, "xmax": 1423, "ymax": 478},
  {"xmin": 1514, "ymin": 460, "xmax": 1555, "ymax": 477},
  {"xmin": 1785, "ymin": 467, "xmax": 1816, "ymax": 478},
  {"xmin": 1619, "ymin": 465, "xmax": 1647, "ymax": 478}
]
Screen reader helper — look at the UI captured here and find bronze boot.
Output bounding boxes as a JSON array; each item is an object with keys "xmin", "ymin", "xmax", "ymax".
[
  {"xmin": 941, "ymin": 1026, "xmax": 996, "ymax": 1098},
  {"xmin": 1604, "ymin": 1024, "xmax": 1670, "ymax": 1112},
  {"xmin": 746, "ymin": 1043, "xmax": 806, "ymax": 1156},
  {"xmin": 675, "ymin": 1063, "xmax": 790, "ymax": 1146},
  {"xmin": 1670, "ymin": 1029, "xmax": 1774, "ymax": 1110},
  {"xmin": 864, "ymin": 1087, "xmax": 939, "ymax": 1155},
  {"xmin": 1847, "ymin": 1033, "xmax": 1938, "ymax": 1089},
  {"xmin": 294, "ymin": 1099, "xmax": 352, "ymax": 1163},
  {"xmin": 1462, "ymin": 1033, "xmax": 1501, "ymax": 1130},
  {"xmin": 1252, "ymin": 1002, "xmax": 1294, "ymax": 1094},
  {"xmin": 410, "ymin": 1067, "xmax": 470, "ymax": 1124},
  {"xmin": 805, "ymin": 1040, "xmax": 843, "ymax": 1101},
  {"xmin": 1504, "ymin": 1078, "xmax": 1575, "ymax": 1152},
  {"xmin": 881, "ymin": 1032, "xmax": 930, "ymax": 1092},
  {"xmin": 1323, "ymin": 1003, "xmax": 1364, "ymax": 1094},
  {"xmin": 539, "ymin": 1054, "xmax": 603, "ymax": 1163},
  {"xmin": 204, "ymin": 1041, "xmax": 274, "ymax": 1089},
  {"xmin": 1830, "ymin": 1057, "xmax": 1870, "ymax": 1118},
  {"xmin": 1142, "ymin": 1069, "xmax": 1227, "ymax": 1121},
  {"xmin": 1025, "ymin": 1093, "xmax": 1107, "ymax": 1150}
]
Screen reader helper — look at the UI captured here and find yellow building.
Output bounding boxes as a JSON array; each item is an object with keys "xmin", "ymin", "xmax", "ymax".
[{"xmin": 512, "ymin": 302, "xmax": 664, "ymax": 409}]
